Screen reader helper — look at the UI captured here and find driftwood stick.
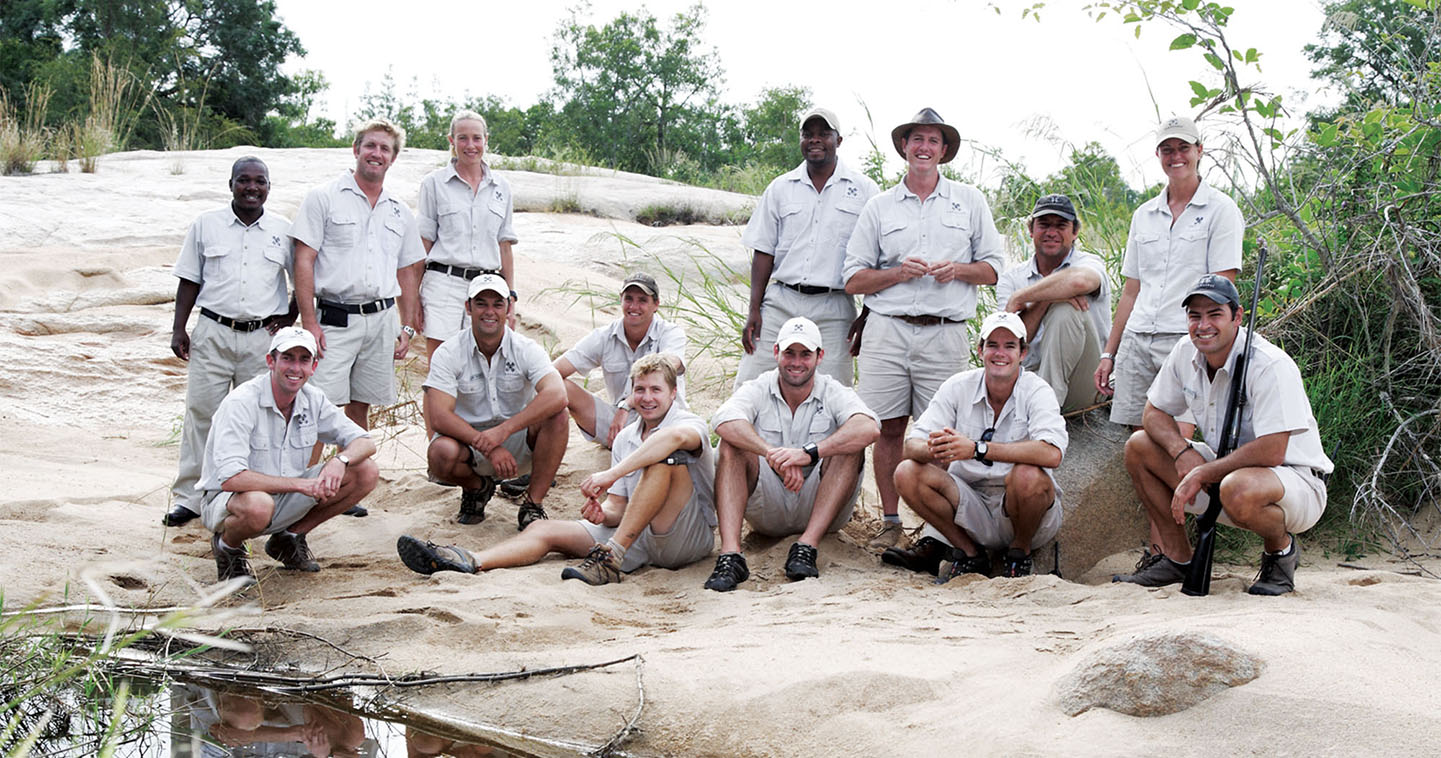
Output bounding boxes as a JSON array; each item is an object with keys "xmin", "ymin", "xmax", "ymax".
[{"xmin": 590, "ymin": 654, "xmax": 646, "ymax": 758}]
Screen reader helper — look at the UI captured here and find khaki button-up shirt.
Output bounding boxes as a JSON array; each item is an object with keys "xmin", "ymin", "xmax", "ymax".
[
  {"xmin": 173, "ymin": 207, "xmax": 292, "ymax": 320},
  {"xmin": 290, "ymin": 171, "xmax": 426, "ymax": 302}
]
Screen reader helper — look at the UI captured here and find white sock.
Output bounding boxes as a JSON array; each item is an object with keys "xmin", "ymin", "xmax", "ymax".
[{"xmin": 216, "ymin": 536, "xmax": 239, "ymax": 553}]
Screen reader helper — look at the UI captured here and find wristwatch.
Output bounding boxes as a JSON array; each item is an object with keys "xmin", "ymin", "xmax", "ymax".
[
  {"xmin": 1099, "ymin": 351, "xmax": 1114, "ymax": 362},
  {"xmin": 803, "ymin": 442, "xmax": 820, "ymax": 465},
  {"xmin": 400, "ymin": 325, "xmax": 417, "ymax": 338},
  {"xmin": 336, "ymin": 454, "xmax": 351, "ymax": 466},
  {"xmin": 974, "ymin": 440, "xmax": 989, "ymax": 463}
]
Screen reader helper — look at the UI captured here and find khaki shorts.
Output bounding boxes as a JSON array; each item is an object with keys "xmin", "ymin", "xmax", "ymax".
[
  {"xmin": 581, "ymin": 392, "xmax": 637, "ymax": 449},
  {"xmin": 1110, "ymin": 331, "xmax": 1191, "ymax": 427},
  {"xmin": 733, "ymin": 283, "xmax": 858, "ymax": 387},
  {"xmin": 427, "ymin": 426, "xmax": 533, "ymax": 482},
  {"xmin": 858, "ymin": 314, "xmax": 971, "ymax": 420},
  {"xmin": 312, "ymin": 308, "xmax": 399, "ymax": 406},
  {"xmin": 1182, "ymin": 442, "xmax": 1328, "ymax": 533},
  {"xmin": 919, "ymin": 475, "xmax": 1064, "ymax": 552},
  {"xmin": 200, "ymin": 462, "xmax": 326, "ymax": 536},
  {"xmin": 580, "ymin": 496, "xmax": 716, "ymax": 572},
  {"xmin": 744, "ymin": 457, "xmax": 859, "ymax": 537},
  {"xmin": 420, "ymin": 269, "xmax": 471, "ymax": 341}
]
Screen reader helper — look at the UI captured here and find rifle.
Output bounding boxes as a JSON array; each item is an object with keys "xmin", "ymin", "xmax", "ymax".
[{"xmin": 1181, "ymin": 242, "xmax": 1268, "ymax": 597}]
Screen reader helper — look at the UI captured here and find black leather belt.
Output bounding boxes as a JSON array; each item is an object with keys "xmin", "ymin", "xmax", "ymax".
[
  {"xmin": 200, "ymin": 308, "xmax": 268, "ymax": 332},
  {"xmin": 317, "ymin": 297, "xmax": 394, "ymax": 314},
  {"xmin": 891, "ymin": 313, "xmax": 964, "ymax": 327},
  {"xmin": 777, "ymin": 280, "xmax": 839, "ymax": 296},
  {"xmin": 1312, "ymin": 468, "xmax": 1331, "ymax": 484},
  {"xmin": 427, "ymin": 261, "xmax": 498, "ymax": 280}
]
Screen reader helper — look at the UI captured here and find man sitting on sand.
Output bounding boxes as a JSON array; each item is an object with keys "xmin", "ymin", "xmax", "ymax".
[
  {"xmin": 887, "ymin": 312, "xmax": 1068, "ymax": 581},
  {"xmin": 1112, "ymin": 275, "xmax": 1333, "ymax": 595},
  {"xmin": 704, "ymin": 317, "xmax": 879, "ymax": 591},
  {"xmin": 423, "ymin": 274, "xmax": 568, "ymax": 529},
  {"xmin": 201, "ymin": 328, "xmax": 378, "ymax": 583},
  {"xmin": 398, "ymin": 354, "xmax": 716, "ymax": 585}
]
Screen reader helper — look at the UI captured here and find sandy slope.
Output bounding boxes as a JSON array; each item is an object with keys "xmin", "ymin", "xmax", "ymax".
[{"xmin": 2, "ymin": 147, "xmax": 1440, "ymax": 757}]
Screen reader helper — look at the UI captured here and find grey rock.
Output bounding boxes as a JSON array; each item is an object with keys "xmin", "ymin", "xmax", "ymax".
[{"xmin": 1055, "ymin": 630, "xmax": 1264, "ymax": 717}]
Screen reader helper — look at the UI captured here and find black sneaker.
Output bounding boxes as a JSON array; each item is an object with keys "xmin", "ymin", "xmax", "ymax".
[
  {"xmin": 704, "ymin": 553, "xmax": 750, "ymax": 592},
  {"xmin": 881, "ymin": 536, "xmax": 948, "ymax": 576},
  {"xmin": 264, "ymin": 532, "xmax": 320, "ymax": 572},
  {"xmin": 162, "ymin": 505, "xmax": 200, "ymax": 527},
  {"xmin": 396, "ymin": 535, "xmax": 478, "ymax": 575},
  {"xmin": 499, "ymin": 474, "xmax": 530, "ymax": 499},
  {"xmin": 211, "ymin": 533, "xmax": 255, "ymax": 584},
  {"xmin": 935, "ymin": 546, "xmax": 990, "ymax": 585},
  {"xmin": 1000, "ymin": 547, "xmax": 1033, "ymax": 578},
  {"xmin": 784, "ymin": 542, "xmax": 819, "ymax": 581},
  {"xmin": 457, "ymin": 477, "xmax": 495, "ymax": 525},
  {"xmin": 516, "ymin": 498, "xmax": 548, "ymax": 531},
  {"xmin": 1247, "ymin": 536, "xmax": 1299, "ymax": 596},
  {"xmin": 343, "ymin": 505, "xmax": 368, "ymax": 517},
  {"xmin": 1112, "ymin": 551, "xmax": 1188, "ymax": 586}
]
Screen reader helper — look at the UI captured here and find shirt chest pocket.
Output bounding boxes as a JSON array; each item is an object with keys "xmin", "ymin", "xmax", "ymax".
[
  {"xmin": 776, "ymin": 203, "xmax": 807, "ymax": 248},
  {"xmin": 457, "ymin": 375, "xmax": 486, "ymax": 396},
  {"xmin": 1178, "ymin": 228, "xmax": 1210, "ymax": 265},
  {"xmin": 438, "ymin": 199, "xmax": 468, "ymax": 238},
  {"xmin": 756, "ymin": 417, "xmax": 786, "ymax": 446},
  {"xmin": 488, "ymin": 193, "xmax": 509, "ymax": 221},
  {"xmin": 806, "ymin": 413, "xmax": 836, "ymax": 442},
  {"xmin": 324, "ymin": 215, "xmax": 360, "ymax": 249},
  {"xmin": 879, "ymin": 218, "xmax": 915, "ymax": 262},
  {"xmin": 262, "ymin": 239, "xmax": 290, "ymax": 270},
  {"xmin": 831, "ymin": 200, "xmax": 864, "ymax": 248},
  {"xmin": 200, "ymin": 244, "xmax": 235, "ymax": 278},
  {"xmin": 380, "ymin": 216, "xmax": 407, "ymax": 260},
  {"xmin": 496, "ymin": 371, "xmax": 527, "ymax": 396},
  {"xmin": 287, "ymin": 420, "xmax": 318, "ymax": 450},
  {"xmin": 939, "ymin": 211, "xmax": 972, "ymax": 258},
  {"xmin": 601, "ymin": 352, "xmax": 632, "ymax": 379}
]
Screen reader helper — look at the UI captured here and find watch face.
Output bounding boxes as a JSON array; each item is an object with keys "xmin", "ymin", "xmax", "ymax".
[{"xmin": 975, "ymin": 441, "xmax": 987, "ymax": 457}]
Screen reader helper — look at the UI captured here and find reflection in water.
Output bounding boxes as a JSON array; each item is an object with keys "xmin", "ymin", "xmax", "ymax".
[{"xmin": 167, "ymin": 684, "xmax": 506, "ymax": 758}]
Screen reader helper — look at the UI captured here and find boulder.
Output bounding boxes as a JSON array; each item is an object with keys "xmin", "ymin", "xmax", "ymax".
[{"xmin": 1054, "ymin": 630, "xmax": 1264, "ymax": 717}]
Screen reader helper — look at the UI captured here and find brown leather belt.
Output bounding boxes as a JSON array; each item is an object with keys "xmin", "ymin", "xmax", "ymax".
[{"xmin": 890, "ymin": 313, "xmax": 964, "ymax": 327}]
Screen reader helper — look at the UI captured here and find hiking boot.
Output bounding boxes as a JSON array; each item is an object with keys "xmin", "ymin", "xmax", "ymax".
[
  {"xmin": 881, "ymin": 536, "xmax": 948, "ymax": 576},
  {"xmin": 343, "ymin": 505, "xmax": 368, "ymax": 517},
  {"xmin": 1112, "ymin": 551, "xmax": 1188, "ymax": 586},
  {"xmin": 561, "ymin": 544, "xmax": 623, "ymax": 586},
  {"xmin": 457, "ymin": 477, "xmax": 495, "ymax": 525},
  {"xmin": 396, "ymin": 535, "xmax": 478, "ymax": 575},
  {"xmin": 935, "ymin": 546, "xmax": 990, "ymax": 585},
  {"xmin": 1247, "ymin": 536, "xmax": 1299, "ymax": 596},
  {"xmin": 1000, "ymin": 547, "xmax": 1033, "ymax": 578},
  {"xmin": 162, "ymin": 505, "xmax": 200, "ymax": 527},
  {"xmin": 211, "ymin": 533, "xmax": 255, "ymax": 584},
  {"xmin": 264, "ymin": 532, "xmax": 320, "ymax": 572},
  {"xmin": 704, "ymin": 553, "xmax": 750, "ymax": 592},
  {"xmin": 784, "ymin": 542, "xmax": 819, "ymax": 581},
  {"xmin": 499, "ymin": 474, "xmax": 556, "ymax": 499},
  {"xmin": 867, "ymin": 520, "xmax": 904, "ymax": 550},
  {"xmin": 516, "ymin": 498, "xmax": 548, "ymax": 531}
]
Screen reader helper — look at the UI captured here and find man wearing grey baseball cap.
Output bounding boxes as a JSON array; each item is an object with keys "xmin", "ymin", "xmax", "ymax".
[
  {"xmin": 706, "ymin": 317, "xmax": 880, "ymax": 590},
  {"xmin": 1114, "ymin": 274, "xmax": 1332, "ymax": 595},
  {"xmin": 996, "ymin": 193, "xmax": 1111, "ymax": 413},
  {"xmin": 198, "ymin": 327, "xmax": 379, "ymax": 584},
  {"xmin": 735, "ymin": 107, "xmax": 879, "ymax": 388}
]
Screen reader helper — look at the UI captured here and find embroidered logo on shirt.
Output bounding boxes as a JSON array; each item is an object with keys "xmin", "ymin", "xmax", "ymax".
[
  {"xmin": 270, "ymin": 235, "xmax": 283, "ymax": 247},
  {"xmin": 1192, "ymin": 216, "xmax": 1205, "ymax": 225},
  {"xmin": 391, "ymin": 205, "xmax": 402, "ymax": 218},
  {"xmin": 504, "ymin": 360, "xmax": 516, "ymax": 373},
  {"xmin": 951, "ymin": 201, "xmax": 963, "ymax": 212},
  {"xmin": 294, "ymin": 411, "xmax": 310, "ymax": 427},
  {"xmin": 494, "ymin": 189, "xmax": 505, "ymax": 202},
  {"xmin": 846, "ymin": 186, "xmax": 859, "ymax": 198}
]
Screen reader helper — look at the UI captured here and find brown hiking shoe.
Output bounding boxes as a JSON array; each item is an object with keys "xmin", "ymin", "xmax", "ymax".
[
  {"xmin": 264, "ymin": 532, "xmax": 320, "ymax": 572},
  {"xmin": 211, "ymin": 533, "xmax": 255, "ymax": 584},
  {"xmin": 561, "ymin": 544, "xmax": 623, "ymax": 585}
]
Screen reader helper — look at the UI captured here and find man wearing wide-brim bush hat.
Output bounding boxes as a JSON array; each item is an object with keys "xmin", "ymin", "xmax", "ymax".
[{"xmin": 842, "ymin": 107, "xmax": 1006, "ymax": 550}]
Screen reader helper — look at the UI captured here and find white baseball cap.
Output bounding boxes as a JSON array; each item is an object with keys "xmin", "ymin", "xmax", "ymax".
[
  {"xmin": 269, "ymin": 326, "xmax": 317, "ymax": 356},
  {"xmin": 1156, "ymin": 115, "xmax": 1202, "ymax": 145},
  {"xmin": 978, "ymin": 311, "xmax": 1027, "ymax": 342},
  {"xmin": 775, "ymin": 317, "xmax": 823, "ymax": 351},
  {"xmin": 467, "ymin": 273, "xmax": 510, "ymax": 300}
]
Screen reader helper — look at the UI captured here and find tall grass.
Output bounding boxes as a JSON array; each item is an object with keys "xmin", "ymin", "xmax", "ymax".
[
  {"xmin": 0, "ymin": 84, "xmax": 52, "ymax": 175},
  {"xmin": 76, "ymin": 56, "xmax": 150, "ymax": 173}
]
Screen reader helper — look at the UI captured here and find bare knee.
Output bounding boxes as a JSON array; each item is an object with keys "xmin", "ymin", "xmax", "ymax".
[
  {"xmin": 1123, "ymin": 429, "xmax": 1158, "ymax": 472},
  {"xmin": 894, "ymin": 459, "xmax": 923, "ymax": 497},
  {"xmin": 347, "ymin": 458, "xmax": 380, "ymax": 493},
  {"xmin": 427, "ymin": 435, "xmax": 466, "ymax": 477},
  {"xmin": 1218, "ymin": 471, "xmax": 1270, "ymax": 526},
  {"xmin": 227, "ymin": 492, "xmax": 274, "ymax": 531},
  {"xmin": 1005, "ymin": 464, "xmax": 1051, "ymax": 501}
]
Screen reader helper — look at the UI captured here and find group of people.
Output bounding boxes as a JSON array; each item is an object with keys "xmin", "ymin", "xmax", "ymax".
[{"xmin": 162, "ymin": 105, "xmax": 1332, "ymax": 597}]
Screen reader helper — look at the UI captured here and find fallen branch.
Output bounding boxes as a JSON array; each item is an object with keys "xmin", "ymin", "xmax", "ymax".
[{"xmin": 590, "ymin": 654, "xmax": 645, "ymax": 758}]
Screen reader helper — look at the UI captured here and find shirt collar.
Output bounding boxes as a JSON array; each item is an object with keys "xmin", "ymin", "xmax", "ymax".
[
  {"xmin": 469, "ymin": 326, "xmax": 516, "ymax": 364},
  {"xmin": 1026, "ymin": 245, "xmax": 1077, "ymax": 279},
  {"xmin": 1158, "ymin": 178, "xmax": 1216, "ymax": 212},
  {"xmin": 967, "ymin": 368, "xmax": 1020, "ymax": 426},
  {"xmin": 765, "ymin": 370, "xmax": 819, "ymax": 408},
  {"xmin": 444, "ymin": 159, "xmax": 494, "ymax": 190},
  {"xmin": 1188, "ymin": 327, "xmax": 1248, "ymax": 377},
  {"xmin": 607, "ymin": 315, "xmax": 660, "ymax": 347},
  {"xmin": 340, "ymin": 170, "xmax": 395, "ymax": 206},
  {"xmin": 894, "ymin": 173, "xmax": 953, "ymax": 202}
]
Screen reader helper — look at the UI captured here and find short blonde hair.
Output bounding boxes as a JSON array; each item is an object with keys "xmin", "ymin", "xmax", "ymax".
[
  {"xmin": 630, "ymin": 354, "xmax": 677, "ymax": 390},
  {"xmin": 450, "ymin": 110, "xmax": 489, "ymax": 137},
  {"xmin": 352, "ymin": 118, "xmax": 406, "ymax": 154}
]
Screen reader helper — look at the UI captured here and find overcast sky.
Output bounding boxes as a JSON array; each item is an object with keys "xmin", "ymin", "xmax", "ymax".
[{"xmin": 271, "ymin": 0, "xmax": 1331, "ymax": 188}]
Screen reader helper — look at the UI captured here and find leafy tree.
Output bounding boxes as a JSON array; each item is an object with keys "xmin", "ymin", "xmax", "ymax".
[
  {"xmin": 548, "ymin": 3, "xmax": 731, "ymax": 175},
  {"xmin": 1304, "ymin": 0, "xmax": 1436, "ymax": 114},
  {"xmin": 738, "ymin": 85, "xmax": 812, "ymax": 174}
]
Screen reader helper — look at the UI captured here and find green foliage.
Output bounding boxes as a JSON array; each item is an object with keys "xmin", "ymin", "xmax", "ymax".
[{"xmin": 1304, "ymin": 0, "xmax": 1436, "ymax": 115}]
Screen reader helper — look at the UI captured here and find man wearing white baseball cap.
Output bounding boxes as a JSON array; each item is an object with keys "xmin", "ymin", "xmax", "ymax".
[
  {"xmin": 889, "ymin": 311, "xmax": 1068, "ymax": 581},
  {"xmin": 199, "ymin": 326, "xmax": 379, "ymax": 584},
  {"xmin": 735, "ymin": 107, "xmax": 879, "ymax": 388},
  {"xmin": 422, "ymin": 274, "xmax": 568, "ymax": 530},
  {"xmin": 704, "ymin": 317, "xmax": 880, "ymax": 591}
]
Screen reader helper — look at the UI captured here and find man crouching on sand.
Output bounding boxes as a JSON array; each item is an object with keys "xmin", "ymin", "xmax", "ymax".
[
  {"xmin": 201, "ymin": 327, "xmax": 378, "ymax": 583},
  {"xmin": 398, "ymin": 354, "xmax": 716, "ymax": 585}
]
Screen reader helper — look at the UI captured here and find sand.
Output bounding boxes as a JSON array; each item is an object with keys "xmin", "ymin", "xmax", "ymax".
[{"xmin": 3, "ymin": 147, "xmax": 1441, "ymax": 757}]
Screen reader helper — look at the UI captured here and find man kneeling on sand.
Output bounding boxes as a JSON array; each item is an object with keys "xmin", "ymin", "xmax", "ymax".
[
  {"xmin": 704, "ymin": 317, "xmax": 879, "ymax": 591},
  {"xmin": 202, "ymin": 328, "xmax": 378, "ymax": 583},
  {"xmin": 398, "ymin": 354, "xmax": 716, "ymax": 585},
  {"xmin": 887, "ymin": 312, "xmax": 1068, "ymax": 581}
]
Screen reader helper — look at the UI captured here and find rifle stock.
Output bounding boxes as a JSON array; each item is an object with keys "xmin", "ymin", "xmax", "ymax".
[{"xmin": 1181, "ymin": 243, "xmax": 1268, "ymax": 596}]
